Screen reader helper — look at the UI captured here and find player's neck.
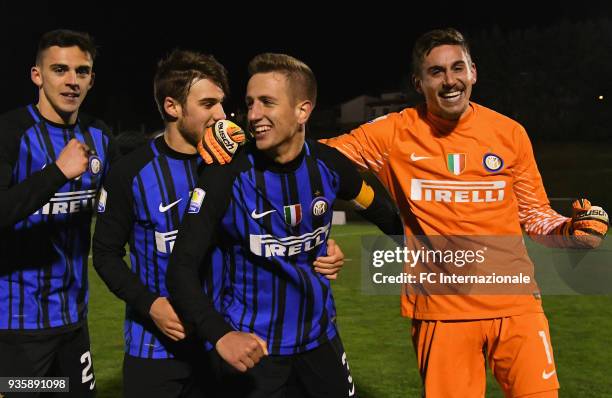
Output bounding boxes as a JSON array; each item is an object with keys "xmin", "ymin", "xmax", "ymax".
[
  {"xmin": 265, "ymin": 132, "xmax": 305, "ymax": 164},
  {"xmin": 36, "ymin": 98, "xmax": 77, "ymax": 125},
  {"xmin": 425, "ymin": 103, "xmax": 475, "ymax": 134},
  {"xmin": 164, "ymin": 124, "xmax": 197, "ymax": 155}
]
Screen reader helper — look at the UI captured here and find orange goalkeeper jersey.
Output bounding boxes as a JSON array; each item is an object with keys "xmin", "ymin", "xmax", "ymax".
[{"xmin": 322, "ymin": 102, "xmax": 569, "ymax": 320}]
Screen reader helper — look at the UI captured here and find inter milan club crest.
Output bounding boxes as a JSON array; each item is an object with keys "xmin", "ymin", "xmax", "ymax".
[
  {"xmin": 283, "ymin": 204, "xmax": 302, "ymax": 226},
  {"xmin": 446, "ymin": 153, "xmax": 466, "ymax": 175},
  {"xmin": 483, "ymin": 153, "xmax": 504, "ymax": 172},
  {"xmin": 311, "ymin": 197, "xmax": 329, "ymax": 217},
  {"xmin": 88, "ymin": 154, "xmax": 102, "ymax": 176}
]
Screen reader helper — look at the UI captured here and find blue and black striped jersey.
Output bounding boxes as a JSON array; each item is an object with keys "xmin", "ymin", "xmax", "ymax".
[
  {"xmin": 93, "ymin": 136, "xmax": 223, "ymax": 359},
  {"xmin": 0, "ymin": 105, "xmax": 113, "ymax": 331},
  {"xmin": 167, "ymin": 140, "xmax": 402, "ymax": 355}
]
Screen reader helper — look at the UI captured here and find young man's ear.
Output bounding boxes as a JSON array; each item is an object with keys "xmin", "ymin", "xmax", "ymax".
[
  {"xmin": 296, "ymin": 100, "xmax": 314, "ymax": 125},
  {"xmin": 163, "ymin": 97, "xmax": 181, "ymax": 120},
  {"xmin": 31, "ymin": 66, "xmax": 43, "ymax": 88},
  {"xmin": 470, "ymin": 63, "xmax": 477, "ymax": 85},
  {"xmin": 89, "ymin": 72, "xmax": 96, "ymax": 89},
  {"xmin": 412, "ymin": 74, "xmax": 423, "ymax": 94}
]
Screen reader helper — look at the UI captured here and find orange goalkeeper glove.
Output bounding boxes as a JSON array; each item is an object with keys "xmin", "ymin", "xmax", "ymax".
[
  {"xmin": 559, "ymin": 198, "xmax": 608, "ymax": 248},
  {"xmin": 197, "ymin": 120, "xmax": 248, "ymax": 165}
]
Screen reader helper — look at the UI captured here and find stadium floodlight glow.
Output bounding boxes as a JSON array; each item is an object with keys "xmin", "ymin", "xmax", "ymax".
[
  {"xmin": 598, "ymin": 95, "xmax": 604, "ymax": 100},
  {"xmin": 231, "ymin": 112, "xmax": 236, "ymax": 117}
]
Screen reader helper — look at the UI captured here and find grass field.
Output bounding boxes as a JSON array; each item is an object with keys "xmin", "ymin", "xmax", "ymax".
[{"xmin": 89, "ymin": 223, "xmax": 612, "ymax": 397}]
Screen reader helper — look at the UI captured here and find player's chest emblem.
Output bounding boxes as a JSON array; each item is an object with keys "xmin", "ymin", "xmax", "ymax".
[
  {"xmin": 483, "ymin": 153, "xmax": 504, "ymax": 172},
  {"xmin": 311, "ymin": 197, "xmax": 330, "ymax": 217},
  {"xmin": 88, "ymin": 154, "xmax": 102, "ymax": 177},
  {"xmin": 446, "ymin": 153, "xmax": 466, "ymax": 175},
  {"xmin": 283, "ymin": 204, "xmax": 302, "ymax": 226}
]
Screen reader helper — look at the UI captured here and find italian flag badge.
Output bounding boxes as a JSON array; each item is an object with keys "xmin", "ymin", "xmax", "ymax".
[
  {"xmin": 283, "ymin": 204, "xmax": 302, "ymax": 226},
  {"xmin": 447, "ymin": 153, "xmax": 466, "ymax": 175}
]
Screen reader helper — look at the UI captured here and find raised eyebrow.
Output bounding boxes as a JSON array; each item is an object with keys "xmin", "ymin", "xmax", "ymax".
[{"xmin": 198, "ymin": 97, "xmax": 224, "ymax": 104}]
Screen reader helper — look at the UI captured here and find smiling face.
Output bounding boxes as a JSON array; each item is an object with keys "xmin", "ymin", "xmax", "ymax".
[
  {"xmin": 31, "ymin": 45, "xmax": 94, "ymax": 124},
  {"xmin": 413, "ymin": 44, "xmax": 477, "ymax": 121},
  {"xmin": 246, "ymin": 72, "xmax": 299, "ymax": 150},
  {"xmin": 246, "ymin": 71, "xmax": 312, "ymax": 162}
]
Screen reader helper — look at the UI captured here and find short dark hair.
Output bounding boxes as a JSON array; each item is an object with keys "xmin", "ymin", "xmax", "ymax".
[
  {"xmin": 154, "ymin": 49, "xmax": 229, "ymax": 122},
  {"xmin": 36, "ymin": 29, "xmax": 96, "ymax": 64},
  {"xmin": 248, "ymin": 53, "xmax": 317, "ymax": 107},
  {"xmin": 412, "ymin": 28, "xmax": 472, "ymax": 76}
]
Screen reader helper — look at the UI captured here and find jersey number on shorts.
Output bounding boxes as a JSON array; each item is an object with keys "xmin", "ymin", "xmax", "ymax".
[
  {"xmin": 80, "ymin": 351, "xmax": 95, "ymax": 390},
  {"xmin": 538, "ymin": 330, "xmax": 553, "ymax": 364}
]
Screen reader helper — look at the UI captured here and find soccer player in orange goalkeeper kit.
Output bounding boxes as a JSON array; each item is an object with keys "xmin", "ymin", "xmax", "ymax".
[{"xmin": 320, "ymin": 28, "xmax": 608, "ymax": 398}]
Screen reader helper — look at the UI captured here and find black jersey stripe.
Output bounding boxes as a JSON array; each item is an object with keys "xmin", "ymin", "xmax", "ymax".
[
  {"xmin": 305, "ymin": 156, "xmax": 332, "ymax": 346},
  {"xmin": 59, "ymin": 128, "xmax": 75, "ymax": 326},
  {"xmin": 135, "ymin": 174, "xmax": 152, "ymax": 295}
]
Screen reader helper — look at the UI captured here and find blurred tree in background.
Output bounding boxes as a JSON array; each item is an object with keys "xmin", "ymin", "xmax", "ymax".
[{"xmin": 470, "ymin": 18, "xmax": 612, "ymax": 141}]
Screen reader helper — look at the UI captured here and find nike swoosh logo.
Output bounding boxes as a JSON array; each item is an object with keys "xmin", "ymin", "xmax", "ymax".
[
  {"xmin": 89, "ymin": 379, "xmax": 96, "ymax": 390},
  {"xmin": 251, "ymin": 209, "xmax": 276, "ymax": 219},
  {"xmin": 542, "ymin": 369, "xmax": 556, "ymax": 380},
  {"xmin": 410, "ymin": 153, "xmax": 431, "ymax": 161},
  {"xmin": 159, "ymin": 198, "xmax": 182, "ymax": 213},
  {"xmin": 348, "ymin": 384, "xmax": 355, "ymax": 396}
]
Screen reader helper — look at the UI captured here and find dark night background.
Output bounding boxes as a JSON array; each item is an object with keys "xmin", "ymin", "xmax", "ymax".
[
  {"xmin": 1, "ymin": 3, "xmax": 611, "ymax": 140},
  {"xmin": 1, "ymin": 6, "xmax": 610, "ymax": 397}
]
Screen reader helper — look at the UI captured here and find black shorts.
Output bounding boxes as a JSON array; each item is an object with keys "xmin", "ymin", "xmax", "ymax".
[
  {"xmin": 211, "ymin": 335, "xmax": 356, "ymax": 398},
  {"xmin": 0, "ymin": 323, "xmax": 95, "ymax": 398},
  {"xmin": 123, "ymin": 349, "xmax": 218, "ymax": 398}
]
